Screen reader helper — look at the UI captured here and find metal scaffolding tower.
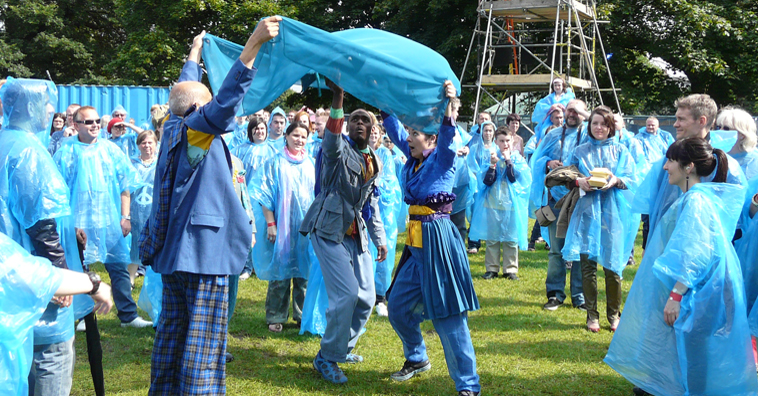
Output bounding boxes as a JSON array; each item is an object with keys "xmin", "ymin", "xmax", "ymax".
[{"xmin": 461, "ymin": 0, "xmax": 621, "ymax": 119}]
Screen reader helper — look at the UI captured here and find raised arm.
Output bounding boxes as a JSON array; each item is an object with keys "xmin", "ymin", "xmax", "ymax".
[
  {"xmin": 434, "ymin": 81, "xmax": 459, "ymax": 169},
  {"xmin": 380, "ymin": 113, "xmax": 411, "ymax": 158},
  {"xmin": 321, "ymin": 79, "xmax": 347, "ymax": 158},
  {"xmin": 179, "ymin": 32, "xmax": 206, "ymax": 83}
]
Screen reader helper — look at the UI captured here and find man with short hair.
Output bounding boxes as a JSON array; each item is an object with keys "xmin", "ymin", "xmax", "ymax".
[
  {"xmin": 307, "ymin": 113, "xmax": 328, "ymax": 158},
  {"xmin": 634, "ymin": 94, "xmax": 747, "ymax": 242},
  {"xmin": 140, "ymin": 19, "xmax": 280, "ymax": 394},
  {"xmin": 268, "ymin": 108, "xmax": 287, "ymax": 149},
  {"xmin": 53, "ymin": 105, "xmax": 151, "ymax": 331},
  {"xmin": 287, "ymin": 110, "xmax": 296, "ymax": 124},
  {"xmin": 469, "ymin": 111, "xmax": 491, "ymax": 136},
  {"xmin": 299, "ymin": 79, "xmax": 387, "ymax": 384},
  {"xmin": 533, "ymin": 98, "xmax": 588, "ymax": 312}
]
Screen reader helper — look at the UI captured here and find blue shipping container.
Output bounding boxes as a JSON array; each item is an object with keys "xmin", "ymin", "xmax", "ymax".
[{"xmin": 56, "ymin": 85, "xmax": 171, "ymax": 130}]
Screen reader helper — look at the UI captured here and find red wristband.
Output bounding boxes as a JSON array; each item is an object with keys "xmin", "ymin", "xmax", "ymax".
[
  {"xmin": 575, "ymin": 179, "xmax": 580, "ymax": 187},
  {"xmin": 267, "ymin": 222, "xmax": 276, "ymax": 227},
  {"xmin": 669, "ymin": 291, "xmax": 682, "ymax": 302}
]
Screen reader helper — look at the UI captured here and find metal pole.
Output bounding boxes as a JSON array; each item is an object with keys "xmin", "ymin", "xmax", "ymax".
[
  {"xmin": 571, "ymin": 5, "xmax": 603, "ymax": 104},
  {"xmin": 593, "ymin": 11, "xmax": 622, "ymax": 112},
  {"xmin": 549, "ymin": 0, "xmax": 561, "ymax": 92},
  {"xmin": 473, "ymin": 5, "xmax": 493, "ymax": 119},
  {"xmin": 460, "ymin": 17, "xmax": 481, "ymax": 84}
]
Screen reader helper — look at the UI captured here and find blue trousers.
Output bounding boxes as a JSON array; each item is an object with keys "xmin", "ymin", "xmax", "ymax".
[
  {"xmin": 103, "ymin": 262, "xmax": 138, "ymax": 323},
  {"xmin": 545, "ymin": 204, "xmax": 584, "ymax": 306},
  {"xmin": 28, "ymin": 338, "xmax": 75, "ymax": 396},
  {"xmin": 310, "ymin": 234, "xmax": 375, "ymax": 363},
  {"xmin": 388, "ymin": 252, "xmax": 480, "ymax": 393}
]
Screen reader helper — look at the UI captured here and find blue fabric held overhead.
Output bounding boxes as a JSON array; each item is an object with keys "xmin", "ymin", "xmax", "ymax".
[
  {"xmin": 201, "ymin": 17, "xmax": 461, "ymax": 134},
  {"xmin": 605, "ymin": 182, "xmax": 757, "ymax": 396}
]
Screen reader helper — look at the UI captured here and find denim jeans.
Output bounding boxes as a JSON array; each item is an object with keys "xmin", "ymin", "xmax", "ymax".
[
  {"xmin": 544, "ymin": 203, "xmax": 584, "ymax": 306},
  {"xmin": 103, "ymin": 262, "xmax": 138, "ymax": 323},
  {"xmin": 28, "ymin": 337, "xmax": 75, "ymax": 396}
]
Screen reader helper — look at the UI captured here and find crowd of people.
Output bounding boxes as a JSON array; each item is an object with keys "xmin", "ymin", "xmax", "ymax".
[{"xmin": 3, "ymin": 15, "xmax": 758, "ymax": 396}]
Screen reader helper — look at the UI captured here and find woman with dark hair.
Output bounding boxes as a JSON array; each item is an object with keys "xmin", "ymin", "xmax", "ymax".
[
  {"xmin": 47, "ymin": 113, "xmax": 67, "ymax": 155},
  {"xmin": 562, "ymin": 107, "xmax": 636, "ymax": 333},
  {"xmin": 606, "ymin": 137, "xmax": 757, "ymax": 396},
  {"xmin": 382, "ymin": 81, "xmax": 481, "ymax": 396},
  {"xmin": 249, "ymin": 122, "xmax": 316, "ymax": 332}
]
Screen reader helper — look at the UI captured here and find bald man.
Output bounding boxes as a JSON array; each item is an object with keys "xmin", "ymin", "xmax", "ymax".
[{"xmin": 140, "ymin": 18, "xmax": 281, "ymax": 395}]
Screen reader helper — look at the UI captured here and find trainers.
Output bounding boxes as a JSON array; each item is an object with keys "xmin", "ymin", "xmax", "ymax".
[
  {"xmin": 121, "ymin": 316, "xmax": 153, "ymax": 328},
  {"xmin": 504, "ymin": 273, "xmax": 519, "ymax": 281},
  {"xmin": 481, "ymin": 271, "xmax": 497, "ymax": 280},
  {"xmin": 536, "ymin": 237, "xmax": 545, "ymax": 243},
  {"xmin": 76, "ymin": 320, "xmax": 86, "ymax": 332},
  {"xmin": 575, "ymin": 303, "xmax": 587, "ymax": 312},
  {"xmin": 345, "ymin": 353, "xmax": 364, "ymax": 364},
  {"xmin": 390, "ymin": 359, "xmax": 431, "ymax": 381},
  {"xmin": 375, "ymin": 302, "xmax": 388, "ymax": 317},
  {"xmin": 543, "ymin": 297, "xmax": 562, "ymax": 311},
  {"xmin": 527, "ymin": 243, "xmax": 536, "ymax": 252},
  {"xmin": 313, "ymin": 351, "xmax": 347, "ymax": 384},
  {"xmin": 627, "ymin": 256, "xmax": 636, "ymax": 266},
  {"xmin": 239, "ymin": 271, "xmax": 251, "ymax": 280},
  {"xmin": 459, "ymin": 391, "xmax": 481, "ymax": 396},
  {"xmin": 226, "ymin": 352, "xmax": 234, "ymax": 363},
  {"xmin": 467, "ymin": 247, "xmax": 478, "ymax": 254}
]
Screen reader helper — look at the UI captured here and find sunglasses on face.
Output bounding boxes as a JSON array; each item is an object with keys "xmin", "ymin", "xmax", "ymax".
[
  {"xmin": 713, "ymin": 124, "xmax": 725, "ymax": 130},
  {"xmin": 76, "ymin": 119, "xmax": 101, "ymax": 125}
]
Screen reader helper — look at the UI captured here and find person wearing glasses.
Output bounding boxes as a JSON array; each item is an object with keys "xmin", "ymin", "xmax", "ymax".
[{"xmin": 53, "ymin": 106, "xmax": 151, "ymax": 330}]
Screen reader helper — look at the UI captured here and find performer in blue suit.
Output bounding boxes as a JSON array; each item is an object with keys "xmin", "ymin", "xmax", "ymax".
[{"xmin": 383, "ymin": 81, "xmax": 481, "ymax": 396}]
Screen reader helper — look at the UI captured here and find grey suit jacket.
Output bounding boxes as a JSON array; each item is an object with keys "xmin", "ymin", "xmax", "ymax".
[{"xmin": 299, "ymin": 127, "xmax": 386, "ymax": 252}]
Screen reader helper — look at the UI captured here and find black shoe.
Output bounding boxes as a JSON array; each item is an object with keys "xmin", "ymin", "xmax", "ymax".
[
  {"xmin": 458, "ymin": 391, "xmax": 481, "ymax": 396},
  {"xmin": 481, "ymin": 271, "xmax": 498, "ymax": 280},
  {"xmin": 390, "ymin": 359, "xmax": 431, "ymax": 381},
  {"xmin": 543, "ymin": 297, "xmax": 563, "ymax": 311},
  {"xmin": 575, "ymin": 303, "xmax": 587, "ymax": 312},
  {"xmin": 504, "ymin": 273, "xmax": 519, "ymax": 281},
  {"xmin": 632, "ymin": 387, "xmax": 652, "ymax": 396},
  {"xmin": 627, "ymin": 256, "xmax": 636, "ymax": 266},
  {"xmin": 527, "ymin": 242, "xmax": 536, "ymax": 252},
  {"xmin": 544, "ymin": 243, "xmax": 550, "ymax": 250},
  {"xmin": 226, "ymin": 352, "xmax": 234, "ymax": 363}
]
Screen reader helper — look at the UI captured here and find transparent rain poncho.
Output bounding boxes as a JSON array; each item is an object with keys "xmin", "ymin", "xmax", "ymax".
[
  {"xmin": 605, "ymin": 182, "xmax": 758, "ymax": 396},
  {"xmin": 736, "ymin": 177, "xmax": 758, "ymax": 325},
  {"xmin": 371, "ymin": 146, "xmax": 403, "ymax": 296},
  {"xmin": 110, "ymin": 131, "xmax": 139, "ymax": 160},
  {"xmin": 227, "ymin": 121, "xmax": 249, "ymax": 152},
  {"xmin": 634, "ymin": 126, "xmax": 674, "ymax": 164},
  {"xmin": 561, "ymin": 138, "xmax": 637, "ymax": 276},
  {"xmin": 530, "ymin": 89, "xmax": 575, "ymax": 126},
  {"xmin": 0, "ymin": 78, "xmax": 84, "ymax": 330},
  {"xmin": 53, "ymin": 138, "xmax": 141, "ymax": 264},
  {"xmin": 468, "ymin": 152, "xmax": 532, "ymax": 249},
  {"xmin": 0, "ymin": 233, "xmax": 65, "ymax": 396},
  {"xmin": 617, "ymin": 130, "xmax": 650, "ymax": 257},
  {"xmin": 249, "ymin": 149, "xmax": 316, "ymax": 281},
  {"xmin": 201, "ymin": 16, "xmax": 460, "ymax": 134},
  {"xmin": 232, "ymin": 141, "xmax": 277, "ymax": 185},
  {"xmin": 137, "ymin": 266, "xmax": 163, "ymax": 323},
  {"xmin": 732, "ymin": 149, "xmax": 758, "ymax": 181},
  {"xmin": 130, "ymin": 157, "xmax": 157, "ymax": 265}
]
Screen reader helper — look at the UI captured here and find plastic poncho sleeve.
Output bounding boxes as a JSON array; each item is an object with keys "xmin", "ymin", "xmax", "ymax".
[
  {"xmin": 202, "ymin": 17, "xmax": 460, "ymax": 135},
  {"xmin": 0, "ymin": 233, "xmax": 64, "ymax": 396},
  {"xmin": 531, "ymin": 90, "xmax": 575, "ymax": 125}
]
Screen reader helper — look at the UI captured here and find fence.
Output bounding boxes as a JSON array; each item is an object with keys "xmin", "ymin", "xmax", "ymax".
[{"xmin": 56, "ymin": 85, "xmax": 170, "ymax": 129}]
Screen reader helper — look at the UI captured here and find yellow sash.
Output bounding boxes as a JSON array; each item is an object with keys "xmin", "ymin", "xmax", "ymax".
[{"xmin": 406, "ymin": 205, "xmax": 437, "ymax": 248}]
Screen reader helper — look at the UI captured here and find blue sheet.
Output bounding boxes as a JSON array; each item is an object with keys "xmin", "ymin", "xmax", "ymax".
[{"xmin": 201, "ymin": 17, "xmax": 460, "ymax": 134}]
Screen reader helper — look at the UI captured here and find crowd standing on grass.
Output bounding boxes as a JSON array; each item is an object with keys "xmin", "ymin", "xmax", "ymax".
[{"xmin": 3, "ymin": 16, "xmax": 758, "ymax": 396}]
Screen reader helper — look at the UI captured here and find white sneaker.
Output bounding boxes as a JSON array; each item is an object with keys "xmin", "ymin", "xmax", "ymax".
[
  {"xmin": 375, "ymin": 302, "xmax": 388, "ymax": 317},
  {"xmin": 76, "ymin": 320, "xmax": 86, "ymax": 332},
  {"xmin": 121, "ymin": 316, "xmax": 153, "ymax": 328},
  {"xmin": 239, "ymin": 271, "xmax": 251, "ymax": 281}
]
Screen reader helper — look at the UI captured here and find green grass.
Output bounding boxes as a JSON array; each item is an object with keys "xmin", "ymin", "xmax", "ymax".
[{"xmin": 72, "ymin": 220, "xmax": 642, "ymax": 395}]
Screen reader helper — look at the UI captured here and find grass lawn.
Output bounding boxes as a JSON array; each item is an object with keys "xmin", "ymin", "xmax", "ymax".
[{"xmin": 72, "ymin": 220, "xmax": 642, "ymax": 395}]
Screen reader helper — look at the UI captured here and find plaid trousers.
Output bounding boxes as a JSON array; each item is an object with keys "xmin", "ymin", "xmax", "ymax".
[{"xmin": 150, "ymin": 272, "xmax": 229, "ymax": 395}]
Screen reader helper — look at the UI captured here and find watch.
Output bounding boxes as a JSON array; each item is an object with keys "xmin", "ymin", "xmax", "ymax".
[
  {"xmin": 87, "ymin": 271, "xmax": 102, "ymax": 295},
  {"xmin": 122, "ymin": 215, "xmax": 131, "ymax": 220}
]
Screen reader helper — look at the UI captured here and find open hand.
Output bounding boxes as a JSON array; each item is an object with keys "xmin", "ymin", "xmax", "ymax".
[
  {"xmin": 92, "ymin": 283, "xmax": 114, "ymax": 316},
  {"xmin": 601, "ymin": 174, "xmax": 618, "ymax": 191},
  {"xmin": 663, "ymin": 299, "xmax": 680, "ymax": 326}
]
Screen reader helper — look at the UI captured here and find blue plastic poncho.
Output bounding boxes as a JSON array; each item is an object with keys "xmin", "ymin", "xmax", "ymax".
[
  {"xmin": 372, "ymin": 146, "xmax": 403, "ymax": 296},
  {"xmin": 0, "ymin": 233, "xmax": 64, "ymax": 396},
  {"xmin": 201, "ymin": 17, "xmax": 460, "ymax": 134},
  {"xmin": 632, "ymin": 153, "xmax": 747, "ymax": 239},
  {"xmin": 452, "ymin": 127, "xmax": 476, "ymax": 216},
  {"xmin": 227, "ymin": 121, "xmax": 249, "ymax": 151},
  {"xmin": 617, "ymin": 130, "xmax": 650, "ymax": 256},
  {"xmin": 53, "ymin": 138, "xmax": 141, "ymax": 264},
  {"xmin": 528, "ymin": 124, "xmax": 588, "ymax": 215},
  {"xmin": 561, "ymin": 138, "xmax": 636, "ymax": 276},
  {"xmin": 130, "ymin": 157, "xmax": 156, "ymax": 264},
  {"xmin": 732, "ymin": 149, "xmax": 758, "ymax": 181},
  {"xmin": 634, "ymin": 127, "xmax": 674, "ymax": 164},
  {"xmin": 530, "ymin": 89, "xmax": 575, "ymax": 126},
  {"xmin": 735, "ymin": 176, "xmax": 758, "ymax": 321},
  {"xmin": 605, "ymin": 182, "xmax": 758, "ymax": 396},
  {"xmin": 306, "ymin": 135, "xmax": 322, "ymax": 159},
  {"xmin": 249, "ymin": 148, "xmax": 316, "ymax": 281},
  {"xmin": 231, "ymin": 141, "xmax": 277, "ymax": 187},
  {"xmin": 469, "ymin": 152, "xmax": 532, "ymax": 249},
  {"xmin": 0, "ymin": 78, "xmax": 81, "ymax": 336},
  {"xmin": 110, "ymin": 131, "xmax": 139, "ymax": 160},
  {"xmin": 709, "ymin": 129, "xmax": 738, "ymax": 151},
  {"xmin": 299, "ymin": 259, "xmax": 328, "ymax": 337},
  {"xmin": 137, "ymin": 266, "xmax": 163, "ymax": 323}
]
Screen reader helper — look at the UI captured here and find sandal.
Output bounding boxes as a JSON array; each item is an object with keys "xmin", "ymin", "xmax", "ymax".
[
  {"xmin": 268, "ymin": 323, "xmax": 283, "ymax": 333},
  {"xmin": 586, "ymin": 318, "xmax": 600, "ymax": 333}
]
